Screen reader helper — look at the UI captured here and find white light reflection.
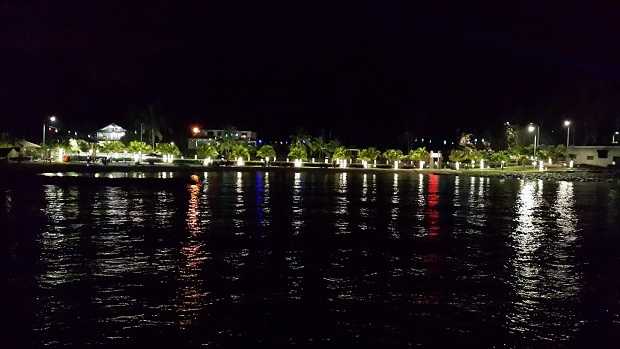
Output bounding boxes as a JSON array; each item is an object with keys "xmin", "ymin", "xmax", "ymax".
[
  {"xmin": 453, "ymin": 176, "xmax": 461, "ymax": 208},
  {"xmin": 232, "ymin": 172, "xmax": 246, "ymax": 234},
  {"xmin": 291, "ymin": 172, "xmax": 303, "ymax": 236},
  {"xmin": 153, "ymin": 190, "xmax": 175, "ymax": 229},
  {"xmin": 389, "ymin": 173, "xmax": 400, "ymax": 239},
  {"xmin": 415, "ymin": 174, "xmax": 425, "ymax": 234},
  {"xmin": 507, "ymin": 179, "xmax": 544, "ymax": 337},
  {"xmin": 358, "ymin": 174, "xmax": 369, "ymax": 231},
  {"xmin": 334, "ymin": 172, "xmax": 349, "ymax": 235}
]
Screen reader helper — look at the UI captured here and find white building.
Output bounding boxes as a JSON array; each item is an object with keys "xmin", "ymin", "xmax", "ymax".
[
  {"xmin": 567, "ymin": 145, "xmax": 620, "ymax": 167},
  {"xmin": 188, "ymin": 129, "xmax": 257, "ymax": 150},
  {"xmin": 96, "ymin": 124, "xmax": 126, "ymax": 141}
]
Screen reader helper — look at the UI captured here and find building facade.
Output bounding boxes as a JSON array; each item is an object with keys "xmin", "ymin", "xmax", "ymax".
[
  {"xmin": 96, "ymin": 124, "xmax": 126, "ymax": 141},
  {"xmin": 567, "ymin": 145, "xmax": 620, "ymax": 167},
  {"xmin": 188, "ymin": 129, "xmax": 257, "ymax": 150}
]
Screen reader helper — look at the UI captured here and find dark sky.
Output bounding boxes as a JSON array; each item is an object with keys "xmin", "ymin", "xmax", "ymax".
[{"xmin": 3, "ymin": 1, "xmax": 620, "ymax": 146}]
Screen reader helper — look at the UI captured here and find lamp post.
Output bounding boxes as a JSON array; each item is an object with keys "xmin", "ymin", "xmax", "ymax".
[
  {"xmin": 191, "ymin": 126, "xmax": 201, "ymax": 148},
  {"xmin": 42, "ymin": 115, "xmax": 57, "ymax": 146},
  {"xmin": 613, "ymin": 131, "xmax": 619, "ymax": 144},
  {"xmin": 528, "ymin": 123, "xmax": 539, "ymax": 158},
  {"xmin": 564, "ymin": 120, "xmax": 571, "ymax": 147}
]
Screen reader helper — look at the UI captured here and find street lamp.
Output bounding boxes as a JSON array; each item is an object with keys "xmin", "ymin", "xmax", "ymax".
[
  {"xmin": 563, "ymin": 120, "xmax": 571, "ymax": 147},
  {"xmin": 191, "ymin": 126, "xmax": 201, "ymax": 148},
  {"xmin": 42, "ymin": 115, "xmax": 57, "ymax": 146},
  {"xmin": 613, "ymin": 131, "xmax": 619, "ymax": 144},
  {"xmin": 528, "ymin": 123, "xmax": 540, "ymax": 158}
]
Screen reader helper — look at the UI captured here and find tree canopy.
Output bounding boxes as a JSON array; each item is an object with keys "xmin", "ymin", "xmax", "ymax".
[
  {"xmin": 332, "ymin": 146, "xmax": 350, "ymax": 161},
  {"xmin": 127, "ymin": 140, "xmax": 152, "ymax": 153},
  {"xmin": 383, "ymin": 149, "xmax": 404, "ymax": 162},
  {"xmin": 257, "ymin": 145, "xmax": 276, "ymax": 160},
  {"xmin": 230, "ymin": 143, "xmax": 251, "ymax": 160},
  {"xmin": 358, "ymin": 147, "xmax": 381, "ymax": 161},
  {"xmin": 156, "ymin": 142, "xmax": 181, "ymax": 156},
  {"xmin": 406, "ymin": 147, "xmax": 430, "ymax": 163},
  {"xmin": 197, "ymin": 144, "xmax": 219, "ymax": 159},
  {"xmin": 288, "ymin": 144, "xmax": 308, "ymax": 161},
  {"xmin": 98, "ymin": 141, "xmax": 126, "ymax": 153}
]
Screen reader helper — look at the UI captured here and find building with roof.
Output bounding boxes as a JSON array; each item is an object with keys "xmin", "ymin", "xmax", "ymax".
[
  {"xmin": 96, "ymin": 124, "xmax": 126, "ymax": 141},
  {"xmin": 188, "ymin": 128, "xmax": 257, "ymax": 149},
  {"xmin": 567, "ymin": 145, "xmax": 620, "ymax": 167}
]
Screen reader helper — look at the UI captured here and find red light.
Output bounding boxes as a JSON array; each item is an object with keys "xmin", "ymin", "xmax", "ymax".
[{"xmin": 426, "ymin": 174, "xmax": 440, "ymax": 238}]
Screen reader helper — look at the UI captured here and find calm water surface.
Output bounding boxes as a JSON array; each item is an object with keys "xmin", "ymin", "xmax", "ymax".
[{"xmin": 4, "ymin": 171, "xmax": 620, "ymax": 347}]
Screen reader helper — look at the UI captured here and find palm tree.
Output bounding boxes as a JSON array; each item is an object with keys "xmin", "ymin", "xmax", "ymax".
[
  {"xmin": 325, "ymin": 139, "xmax": 340, "ymax": 158},
  {"xmin": 256, "ymin": 145, "xmax": 276, "ymax": 160},
  {"xmin": 156, "ymin": 143, "xmax": 181, "ymax": 156},
  {"xmin": 332, "ymin": 146, "xmax": 350, "ymax": 162},
  {"xmin": 407, "ymin": 147, "xmax": 430, "ymax": 166},
  {"xmin": 308, "ymin": 137, "xmax": 326, "ymax": 159},
  {"xmin": 230, "ymin": 143, "xmax": 251, "ymax": 160},
  {"xmin": 489, "ymin": 150, "xmax": 511, "ymax": 167},
  {"xmin": 98, "ymin": 141, "xmax": 126, "ymax": 154},
  {"xmin": 126, "ymin": 103, "xmax": 171, "ymax": 147},
  {"xmin": 448, "ymin": 149, "xmax": 467, "ymax": 163},
  {"xmin": 358, "ymin": 147, "xmax": 381, "ymax": 162},
  {"xmin": 127, "ymin": 140, "xmax": 152, "ymax": 153},
  {"xmin": 383, "ymin": 149, "xmax": 404, "ymax": 163},
  {"xmin": 197, "ymin": 144, "xmax": 219, "ymax": 159},
  {"xmin": 217, "ymin": 138, "xmax": 236, "ymax": 159},
  {"xmin": 288, "ymin": 144, "xmax": 308, "ymax": 161}
]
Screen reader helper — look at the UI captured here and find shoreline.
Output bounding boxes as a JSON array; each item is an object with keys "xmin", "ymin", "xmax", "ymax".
[{"xmin": 2, "ymin": 161, "xmax": 619, "ymax": 183}]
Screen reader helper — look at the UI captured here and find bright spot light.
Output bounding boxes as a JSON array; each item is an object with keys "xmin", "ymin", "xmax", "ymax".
[
  {"xmin": 192, "ymin": 126, "xmax": 200, "ymax": 134},
  {"xmin": 564, "ymin": 120, "xmax": 571, "ymax": 127},
  {"xmin": 49, "ymin": 115, "xmax": 56, "ymax": 122},
  {"xmin": 528, "ymin": 125, "xmax": 536, "ymax": 133}
]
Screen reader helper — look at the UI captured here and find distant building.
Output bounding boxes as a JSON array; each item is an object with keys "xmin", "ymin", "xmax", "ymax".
[
  {"xmin": 96, "ymin": 124, "xmax": 126, "ymax": 141},
  {"xmin": 188, "ymin": 129, "xmax": 257, "ymax": 150},
  {"xmin": 568, "ymin": 145, "xmax": 620, "ymax": 167},
  {"xmin": 0, "ymin": 147, "xmax": 19, "ymax": 160}
]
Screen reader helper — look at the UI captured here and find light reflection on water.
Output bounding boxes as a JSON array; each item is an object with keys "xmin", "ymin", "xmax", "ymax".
[
  {"xmin": 334, "ymin": 172, "xmax": 349, "ymax": 236},
  {"xmin": 5, "ymin": 172, "xmax": 620, "ymax": 346},
  {"xmin": 291, "ymin": 172, "xmax": 303, "ymax": 236}
]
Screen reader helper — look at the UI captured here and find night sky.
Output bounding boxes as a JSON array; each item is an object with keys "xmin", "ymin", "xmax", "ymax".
[{"xmin": 3, "ymin": 1, "xmax": 620, "ymax": 146}]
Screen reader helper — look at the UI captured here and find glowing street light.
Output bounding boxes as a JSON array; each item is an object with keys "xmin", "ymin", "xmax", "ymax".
[
  {"xmin": 42, "ymin": 115, "xmax": 57, "ymax": 146},
  {"xmin": 563, "ymin": 120, "xmax": 571, "ymax": 147},
  {"xmin": 528, "ymin": 123, "xmax": 540, "ymax": 158},
  {"xmin": 613, "ymin": 131, "xmax": 619, "ymax": 144},
  {"xmin": 191, "ymin": 126, "xmax": 200, "ymax": 135}
]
